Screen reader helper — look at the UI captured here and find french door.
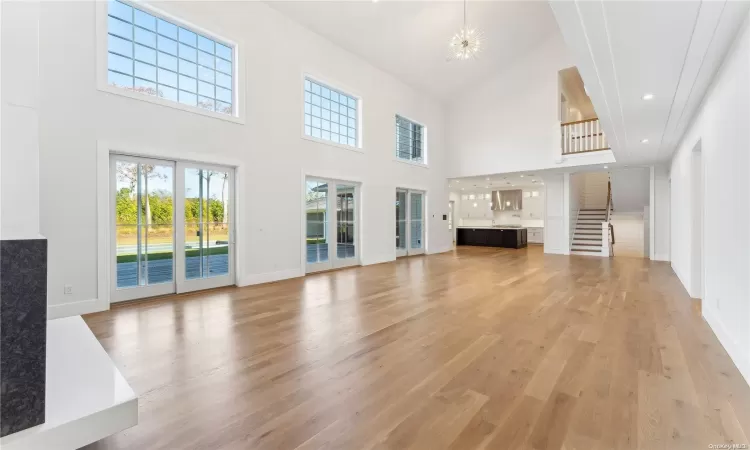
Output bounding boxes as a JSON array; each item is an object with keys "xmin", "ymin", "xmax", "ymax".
[
  {"xmin": 305, "ymin": 177, "xmax": 360, "ymax": 273},
  {"xmin": 111, "ymin": 155, "xmax": 234, "ymax": 302},
  {"xmin": 175, "ymin": 162, "xmax": 235, "ymax": 293},
  {"xmin": 396, "ymin": 189, "xmax": 425, "ymax": 257}
]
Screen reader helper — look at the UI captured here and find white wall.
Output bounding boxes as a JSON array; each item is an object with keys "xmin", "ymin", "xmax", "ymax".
[
  {"xmin": 610, "ymin": 212, "xmax": 644, "ymax": 258},
  {"xmin": 35, "ymin": 1, "xmax": 452, "ymax": 316},
  {"xmin": 568, "ymin": 172, "xmax": 583, "ymax": 247},
  {"xmin": 544, "ymin": 173, "xmax": 568, "ymax": 254},
  {"xmin": 581, "ymin": 171, "xmax": 608, "ymax": 209},
  {"xmin": 445, "ymin": 32, "xmax": 616, "ymax": 179},
  {"xmin": 1, "ymin": 1, "xmax": 41, "ymax": 239},
  {"xmin": 669, "ymin": 10, "xmax": 750, "ymax": 384},
  {"xmin": 651, "ymin": 165, "xmax": 670, "ymax": 261},
  {"xmin": 610, "ymin": 167, "xmax": 649, "ymax": 213},
  {"xmin": 446, "ymin": 34, "xmax": 570, "ymax": 178}
]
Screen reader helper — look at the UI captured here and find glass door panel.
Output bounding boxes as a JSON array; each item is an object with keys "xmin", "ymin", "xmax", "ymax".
[
  {"xmin": 396, "ymin": 190, "xmax": 407, "ymax": 257},
  {"xmin": 395, "ymin": 189, "xmax": 425, "ymax": 257},
  {"xmin": 336, "ymin": 184, "xmax": 356, "ymax": 262},
  {"xmin": 410, "ymin": 192, "xmax": 424, "ymax": 253},
  {"xmin": 176, "ymin": 163, "xmax": 234, "ymax": 293},
  {"xmin": 111, "ymin": 156, "xmax": 175, "ymax": 302},
  {"xmin": 306, "ymin": 180, "xmax": 329, "ymax": 266},
  {"xmin": 305, "ymin": 178, "xmax": 359, "ymax": 273}
]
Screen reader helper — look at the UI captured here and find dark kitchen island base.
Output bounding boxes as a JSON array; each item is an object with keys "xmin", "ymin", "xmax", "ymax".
[{"xmin": 456, "ymin": 227, "xmax": 528, "ymax": 249}]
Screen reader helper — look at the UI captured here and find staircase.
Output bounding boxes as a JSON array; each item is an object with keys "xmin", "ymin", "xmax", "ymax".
[{"xmin": 571, "ymin": 208, "xmax": 607, "ymax": 255}]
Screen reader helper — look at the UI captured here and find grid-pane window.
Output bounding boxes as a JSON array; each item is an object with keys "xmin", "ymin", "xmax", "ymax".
[
  {"xmin": 304, "ymin": 78, "xmax": 358, "ymax": 148},
  {"xmin": 106, "ymin": 1, "xmax": 234, "ymax": 115},
  {"xmin": 395, "ymin": 115, "xmax": 424, "ymax": 163}
]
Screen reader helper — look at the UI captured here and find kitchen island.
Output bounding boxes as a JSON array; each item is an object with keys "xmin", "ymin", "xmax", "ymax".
[{"xmin": 456, "ymin": 226, "xmax": 528, "ymax": 249}]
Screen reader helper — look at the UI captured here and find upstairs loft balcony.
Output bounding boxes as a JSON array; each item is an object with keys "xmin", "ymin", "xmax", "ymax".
[{"xmin": 561, "ymin": 117, "xmax": 609, "ymax": 155}]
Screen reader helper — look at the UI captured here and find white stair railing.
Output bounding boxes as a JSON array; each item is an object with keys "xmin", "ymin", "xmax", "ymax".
[{"xmin": 561, "ymin": 118, "xmax": 609, "ymax": 155}]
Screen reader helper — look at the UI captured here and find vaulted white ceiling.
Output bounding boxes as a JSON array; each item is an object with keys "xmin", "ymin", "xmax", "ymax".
[
  {"xmin": 266, "ymin": 0, "xmax": 559, "ymax": 101},
  {"xmin": 551, "ymin": 0, "xmax": 750, "ymax": 165}
]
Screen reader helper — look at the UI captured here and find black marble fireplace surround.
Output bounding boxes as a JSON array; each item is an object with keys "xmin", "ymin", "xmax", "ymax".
[{"xmin": 0, "ymin": 238, "xmax": 47, "ymax": 437}]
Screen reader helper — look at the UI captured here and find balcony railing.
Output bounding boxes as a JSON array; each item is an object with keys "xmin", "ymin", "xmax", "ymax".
[{"xmin": 561, "ymin": 118, "xmax": 609, "ymax": 155}]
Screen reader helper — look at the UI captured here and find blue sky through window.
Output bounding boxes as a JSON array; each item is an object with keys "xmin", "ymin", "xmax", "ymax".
[{"xmin": 107, "ymin": 0, "xmax": 234, "ymax": 115}]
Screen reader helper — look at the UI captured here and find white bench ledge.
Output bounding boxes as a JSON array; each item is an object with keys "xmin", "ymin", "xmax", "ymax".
[{"xmin": 1, "ymin": 316, "xmax": 138, "ymax": 450}]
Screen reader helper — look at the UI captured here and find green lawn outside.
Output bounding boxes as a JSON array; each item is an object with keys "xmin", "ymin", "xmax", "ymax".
[{"xmin": 116, "ymin": 246, "xmax": 229, "ymax": 263}]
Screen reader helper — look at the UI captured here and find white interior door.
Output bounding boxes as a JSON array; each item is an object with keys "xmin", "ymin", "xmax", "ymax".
[
  {"xmin": 396, "ymin": 188, "xmax": 425, "ymax": 257},
  {"xmin": 305, "ymin": 177, "xmax": 360, "ymax": 273},
  {"xmin": 111, "ymin": 155, "xmax": 176, "ymax": 302},
  {"xmin": 175, "ymin": 162, "xmax": 235, "ymax": 293}
]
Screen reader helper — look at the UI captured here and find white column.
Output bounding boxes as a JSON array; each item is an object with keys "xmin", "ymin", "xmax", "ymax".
[{"xmin": 1, "ymin": 0, "xmax": 41, "ymax": 240}]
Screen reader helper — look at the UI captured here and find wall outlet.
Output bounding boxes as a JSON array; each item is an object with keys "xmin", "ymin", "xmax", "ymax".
[{"xmin": 64, "ymin": 285, "xmax": 73, "ymax": 295}]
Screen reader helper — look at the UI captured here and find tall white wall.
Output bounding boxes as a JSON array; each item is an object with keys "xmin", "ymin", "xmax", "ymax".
[
  {"xmin": 610, "ymin": 167, "xmax": 649, "ymax": 213},
  {"xmin": 446, "ymin": 34, "xmax": 573, "ymax": 178},
  {"xmin": 35, "ymin": 1, "xmax": 452, "ymax": 317},
  {"xmin": 1, "ymin": 1, "xmax": 41, "ymax": 239},
  {"xmin": 669, "ymin": 10, "xmax": 750, "ymax": 384}
]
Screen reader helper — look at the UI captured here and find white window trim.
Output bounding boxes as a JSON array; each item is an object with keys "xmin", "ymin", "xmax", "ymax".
[
  {"xmin": 301, "ymin": 72, "xmax": 364, "ymax": 153},
  {"xmin": 394, "ymin": 113, "xmax": 428, "ymax": 167},
  {"xmin": 95, "ymin": 0, "xmax": 246, "ymax": 124}
]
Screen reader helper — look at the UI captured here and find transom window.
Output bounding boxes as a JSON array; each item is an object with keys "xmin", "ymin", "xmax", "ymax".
[
  {"xmin": 304, "ymin": 78, "xmax": 359, "ymax": 148},
  {"xmin": 395, "ymin": 115, "xmax": 424, "ymax": 163},
  {"xmin": 106, "ymin": 0, "xmax": 235, "ymax": 115}
]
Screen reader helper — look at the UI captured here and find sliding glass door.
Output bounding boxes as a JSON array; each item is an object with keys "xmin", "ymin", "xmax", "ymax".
[
  {"xmin": 111, "ymin": 156, "xmax": 176, "ymax": 302},
  {"xmin": 305, "ymin": 177, "xmax": 359, "ymax": 273},
  {"xmin": 395, "ymin": 188, "xmax": 425, "ymax": 257},
  {"xmin": 175, "ymin": 162, "xmax": 234, "ymax": 293},
  {"xmin": 111, "ymin": 155, "xmax": 234, "ymax": 302}
]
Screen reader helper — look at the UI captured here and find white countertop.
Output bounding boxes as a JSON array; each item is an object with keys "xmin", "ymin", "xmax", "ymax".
[
  {"xmin": 0, "ymin": 316, "xmax": 138, "ymax": 450},
  {"xmin": 457, "ymin": 226, "xmax": 528, "ymax": 230}
]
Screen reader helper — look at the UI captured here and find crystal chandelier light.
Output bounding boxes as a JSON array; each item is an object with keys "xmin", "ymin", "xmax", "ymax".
[{"xmin": 449, "ymin": 0, "xmax": 483, "ymax": 61}]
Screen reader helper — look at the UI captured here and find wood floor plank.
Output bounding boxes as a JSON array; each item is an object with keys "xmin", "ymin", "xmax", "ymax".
[{"xmin": 81, "ymin": 246, "xmax": 750, "ymax": 450}]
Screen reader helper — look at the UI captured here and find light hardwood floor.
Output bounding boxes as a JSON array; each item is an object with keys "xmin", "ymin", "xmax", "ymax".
[{"xmin": 83, "ymin": 246, "xmax": 750, "ymax": 449}]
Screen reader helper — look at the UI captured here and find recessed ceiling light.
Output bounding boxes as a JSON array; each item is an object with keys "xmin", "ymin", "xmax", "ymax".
[
  {"xmin": 603, "ymin": 165, "xmax": 609, "ymax": 169},
  {"xmin": 642, "ymin": 93, "xmax": 654, "ymax": 100},
  {"xmin": 641, "ymin": 138, "xmax": 649, "ymax": 144},
  {"xmin": 520, "ymin": 175, "xmax": 525, "ymax": 178},
  {"xmin": 485, "ymin": 177, "xmax": 490, "ymax": 181},
  {"xmin": 461, "ymin": 188, "xmax": 464, "ymax": 190}
]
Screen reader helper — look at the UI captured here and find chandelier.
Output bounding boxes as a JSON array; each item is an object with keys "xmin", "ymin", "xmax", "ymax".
[{"xmin": 448, "ymin": 0, "xmax": 483, "ymax": 61}]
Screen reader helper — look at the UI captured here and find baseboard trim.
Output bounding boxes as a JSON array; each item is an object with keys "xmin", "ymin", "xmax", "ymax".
[
  {"xmin": 702, "ymin": 306, "xmax": 750, "ymax": 388},
  {"xmin": 362, "ymin": 256, "xmax": 394, "ymax": 266},
  {"xmin": 237, "ymin": 268, "xmax": 303, "ymax": 287},
  {"xmin": 48, "ymin": 298, "xmax": 108, "ymax": 320},
  {"xmin": 428, "ymin": 245, "xmax": 453, "ymax": 255},
  {"xmin": 653, "ymin": 253, "xmax": 670, "ymax": 261}
]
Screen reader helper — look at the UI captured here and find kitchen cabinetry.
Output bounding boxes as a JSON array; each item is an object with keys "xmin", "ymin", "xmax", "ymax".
[
  {"xmin": 456, "ymin": 228, "xmax": 527, "ymax": 249},
  {"xmin": 527, "ymin": 227, "xmax": 544, "ymax": 244},
  {"xmin": 459, "ymin": 194, "xmax": 492, "ymax": 219},
  {"xmin": 521, "ymin": 189, "xmax": 545, "ymax": 220}
]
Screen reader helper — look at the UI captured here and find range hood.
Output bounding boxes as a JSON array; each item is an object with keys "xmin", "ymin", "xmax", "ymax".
[{"xmin": 491, "ymin": 190, "xmax": 523, "ymax": 211}]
